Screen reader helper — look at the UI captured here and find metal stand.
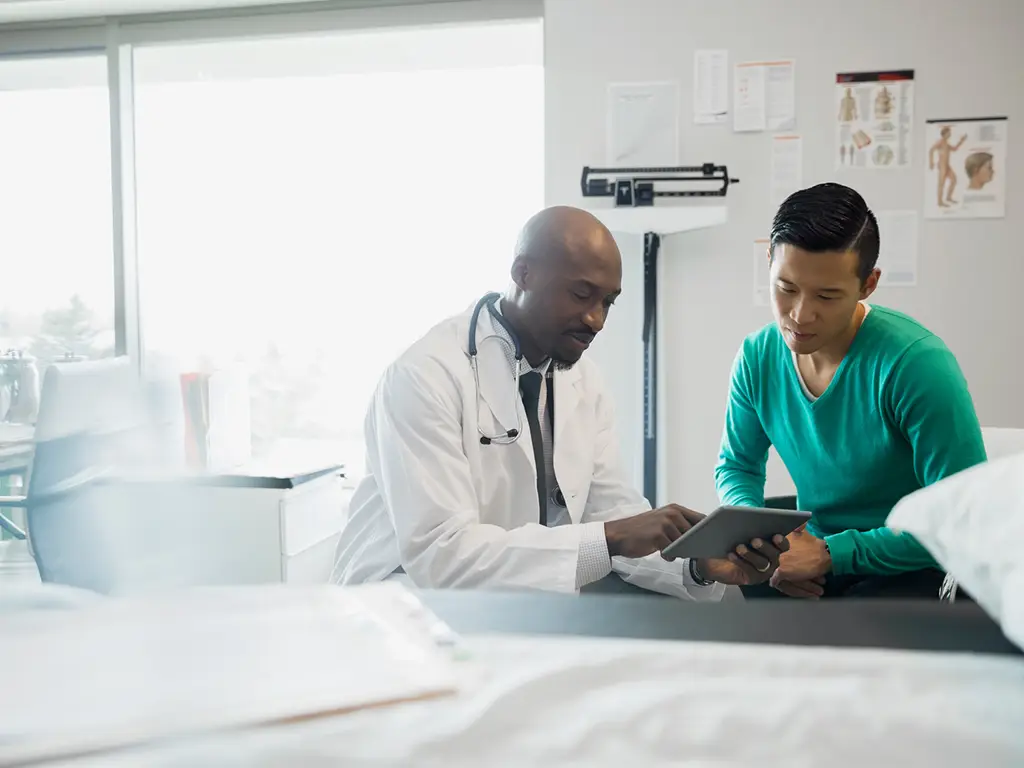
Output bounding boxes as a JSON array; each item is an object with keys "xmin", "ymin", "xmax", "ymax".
[
  {"xmin": 641, "ymin": 232, "xmax": 660, "ymax": 506},
  {"xmin": 581, "ymin": 162, "xmax": 739, "ymax": 506}
]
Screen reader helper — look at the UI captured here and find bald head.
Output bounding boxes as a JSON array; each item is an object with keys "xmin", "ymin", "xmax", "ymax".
[
  {"xmin": 514, "ymin": 205, "xmax": 620, "ymax": 273},
  {"xmin": 501, "ymin": 206, "xmax": 623, "ymax": 369}
]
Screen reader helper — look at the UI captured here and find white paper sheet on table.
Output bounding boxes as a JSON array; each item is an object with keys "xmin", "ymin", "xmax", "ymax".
[
  {"xmin": 693, "ymin": 49, "xmax": 729, "ymax": 124},
  {"xmin": 875, "ymin": 210, "xmax": 919, "ymax": 286},
  {"xmin": 607, "ymin": 81, "xmax": 679, "ymax": 166},
  {"xmin": 0, "ymin": 583, "xmax": 464, "ymax": 766}
]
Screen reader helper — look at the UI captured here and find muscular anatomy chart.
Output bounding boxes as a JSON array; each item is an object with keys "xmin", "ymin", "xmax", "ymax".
[{"xmin": 924, "ymin": 117, "xmax": 1008, "ymax": 220}]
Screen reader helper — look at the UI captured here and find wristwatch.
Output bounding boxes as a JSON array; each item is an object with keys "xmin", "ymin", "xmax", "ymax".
[{"xmin": 689, "ymin": 558, "xmax": 715, "ymax": 587}]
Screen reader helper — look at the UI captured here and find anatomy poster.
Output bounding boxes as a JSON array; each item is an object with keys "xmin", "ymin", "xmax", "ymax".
[
  {"xmin": 835, "ymin": 70, "xmax": 914, "ymax": 170},
  {"xmin": 924, "ymin": 117, "xmax": 1007, "ymax": 219}
]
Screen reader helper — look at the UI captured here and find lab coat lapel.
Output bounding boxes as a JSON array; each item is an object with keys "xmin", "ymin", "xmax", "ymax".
[
  {"xmin": 552, "ymin": 364, "xmax": 582, "ymax": 450},
  {"xmin": 552, "ymin": 364, "xmax": 584, "ymax": 522},
  {"xmin": 472, "ymin": 307, "xmax": 536, "ymax": 469}
]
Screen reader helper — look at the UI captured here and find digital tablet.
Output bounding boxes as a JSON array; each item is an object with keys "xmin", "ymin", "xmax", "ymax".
[{"xmin": 661, "ymin": 506, "xmax": 812, "ymax": 561}]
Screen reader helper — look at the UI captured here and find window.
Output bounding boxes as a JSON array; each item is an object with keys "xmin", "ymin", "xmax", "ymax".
[
  {"xmin": 0, "ymin": 54, "xmax": 115, "ymax": 425},
  {"xmin": 132, "ymin": 20, "xmax": 543, "ymax": 476}
]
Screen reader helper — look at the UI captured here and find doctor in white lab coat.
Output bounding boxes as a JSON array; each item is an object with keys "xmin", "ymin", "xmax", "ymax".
[{"xmin": 331, "ymin": 206, "xmax": 788, "ymax": 598}]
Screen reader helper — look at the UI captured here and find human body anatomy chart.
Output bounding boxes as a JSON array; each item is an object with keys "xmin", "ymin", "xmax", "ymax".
[
  {"xmin": 924, "ymin": 117, "xmax": 1008, "ymax": 219},
  {"xmin": 835, "ymin": 70, "xmax": 914, "ymax": 170}
]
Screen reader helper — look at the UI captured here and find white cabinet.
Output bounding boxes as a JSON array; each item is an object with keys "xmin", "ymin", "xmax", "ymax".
[{"xmin": 28, "ymin": 464, "xmax": 349, "ymax": 593}]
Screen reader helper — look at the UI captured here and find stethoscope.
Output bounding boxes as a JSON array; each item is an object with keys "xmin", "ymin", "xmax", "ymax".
[
  {"xmin": 468, "ymin": 292, "xmax": 524, "ymax": 446},
  {"xmin": 467, "ymin": 292, "xmax": 566, "ymax": 509}
]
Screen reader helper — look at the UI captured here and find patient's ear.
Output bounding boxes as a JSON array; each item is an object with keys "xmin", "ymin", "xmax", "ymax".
[{"xmin": 860, "ymin": 268, "xmax": 881, "ymax": 300}]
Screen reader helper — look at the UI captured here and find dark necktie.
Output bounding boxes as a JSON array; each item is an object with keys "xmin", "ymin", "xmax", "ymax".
[{"xmin": 519, "ymin": 371, "xmax": 547, "ymax": 525}]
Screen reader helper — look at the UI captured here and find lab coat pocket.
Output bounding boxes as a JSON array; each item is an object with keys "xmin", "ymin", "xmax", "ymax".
[{"xmin": 468, "ymin": 417, "xmax": 537, "ymax": 529}]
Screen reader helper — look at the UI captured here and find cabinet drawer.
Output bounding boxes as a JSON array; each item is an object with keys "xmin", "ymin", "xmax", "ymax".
[
  {"xmin": 280, "ymin": 475, "xmax": 346, "ymax": 556},
  {"xmin": 282, "ymin": 533, "xmax": 341, "ymax": 584}
]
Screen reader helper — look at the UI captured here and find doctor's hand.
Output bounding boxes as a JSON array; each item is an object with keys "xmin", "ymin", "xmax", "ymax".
[
  {"xmin": 695, "ymin": 535, "xmax": 790, "ymax": 586},
  {"xmin": 604, "ymin": 504, "xmax": 705, "ymax": 560}
]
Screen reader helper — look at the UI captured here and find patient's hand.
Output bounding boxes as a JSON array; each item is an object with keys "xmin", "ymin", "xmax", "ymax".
[
  {"xmin": 771, "ymin": 526, "xmax": 831, "ymax": 588},
  {"xmin": 696, "ymin": 535, "xmax": 790, "ymax": 586},
  {"xmin": 772, "ymin": 576, "xmax": 826, "ymax": 599}
]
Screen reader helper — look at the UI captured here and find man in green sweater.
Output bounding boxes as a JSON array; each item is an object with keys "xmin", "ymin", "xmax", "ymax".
[{"xmin": 716, "ymin": 183, "xmax": 986, "ymax": 599}]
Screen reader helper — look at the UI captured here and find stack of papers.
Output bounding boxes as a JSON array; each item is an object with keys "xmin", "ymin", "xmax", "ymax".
[{"xmin": 0, "ymin": 583, "xmax": 464, "ymax": 765}]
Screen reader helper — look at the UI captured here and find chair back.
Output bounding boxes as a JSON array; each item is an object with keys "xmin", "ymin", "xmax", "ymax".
[{"xmin": 24, "ymin": 358, "xmax": 155, "ymax": 582}]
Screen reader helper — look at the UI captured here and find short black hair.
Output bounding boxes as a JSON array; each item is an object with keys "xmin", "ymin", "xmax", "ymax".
[{"xmin": 770, "ymin": 183, "xmax": 880, "ymax": 282}]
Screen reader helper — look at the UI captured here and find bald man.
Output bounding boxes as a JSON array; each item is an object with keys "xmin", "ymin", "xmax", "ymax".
[{"xmin": 331, "ymin": 206, "xmax": 788, "ymax": 597}]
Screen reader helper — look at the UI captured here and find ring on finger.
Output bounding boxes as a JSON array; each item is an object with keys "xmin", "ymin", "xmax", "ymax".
[{"xmin": 755, "ymin": 561, "xmax": 772, "ymax": 573}]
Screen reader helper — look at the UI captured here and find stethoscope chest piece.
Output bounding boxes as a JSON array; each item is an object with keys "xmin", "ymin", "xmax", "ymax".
[{"xmin": 551, "ymin": 487, "xmax": 566, "ymax": 509}]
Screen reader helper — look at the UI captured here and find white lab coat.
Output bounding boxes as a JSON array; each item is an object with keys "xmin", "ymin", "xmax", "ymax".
[{"xmin": 331, "ymin": 301, "xmax": 724, "ymax": 600}]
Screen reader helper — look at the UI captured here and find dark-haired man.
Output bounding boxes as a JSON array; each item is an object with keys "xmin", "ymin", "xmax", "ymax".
[{"xmin": 716, "ymin": 183, "xmax": 986, "ymax": 599}]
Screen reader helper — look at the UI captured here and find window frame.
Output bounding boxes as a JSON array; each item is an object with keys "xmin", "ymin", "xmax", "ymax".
[{"xmin": 0, "ymin": 0, "xmax": 542, "ymax": 376}]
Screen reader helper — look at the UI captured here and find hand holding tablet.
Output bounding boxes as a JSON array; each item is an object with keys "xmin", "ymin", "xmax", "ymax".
[
  {"xmin": 661, "ymin": 505, "xmax": 811, "ymax": 561},
  {"xmin": 657, "ymin": 506, "xmax": 811, "ymax": 586}
]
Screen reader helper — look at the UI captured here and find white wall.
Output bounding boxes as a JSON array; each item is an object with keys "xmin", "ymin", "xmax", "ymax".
[{"xmin": 545, "ymin": 0, "xmax": 1024, "ymax": 511}]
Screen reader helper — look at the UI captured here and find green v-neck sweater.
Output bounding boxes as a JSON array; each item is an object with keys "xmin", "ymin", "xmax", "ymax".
[{"xmin": 715, "ymin": 306, "xmax": 986, "ymax": 576}]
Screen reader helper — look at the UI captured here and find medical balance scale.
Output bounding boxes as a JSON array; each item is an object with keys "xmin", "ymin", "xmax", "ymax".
[{"xmin": 580, "ymin": 164, "xmax": 738, "ymax": 506}]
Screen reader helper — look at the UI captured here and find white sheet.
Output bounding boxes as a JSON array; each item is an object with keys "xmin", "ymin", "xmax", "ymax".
[
  {"xmin": 0, "ymin": 584, "xmax": 467, "ymax": 766},
  {"xmin": 38, "ymin": 632, "xmax": 1024, "ymax": 767}
]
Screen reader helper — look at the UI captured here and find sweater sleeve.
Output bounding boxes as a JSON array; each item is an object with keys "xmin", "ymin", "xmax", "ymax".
[
  {"xmin": 715, "ymin": 343, "xmax": 770, "ymax": 508},
  {"xmin": 824, "ymin": 337, "xmax": 987, "ymax": 576}
]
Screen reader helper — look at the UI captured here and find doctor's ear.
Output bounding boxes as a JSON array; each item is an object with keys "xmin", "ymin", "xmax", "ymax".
[{"xmin": 510, "ymin": 256, "xmax": 530, "ymax": 290}]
